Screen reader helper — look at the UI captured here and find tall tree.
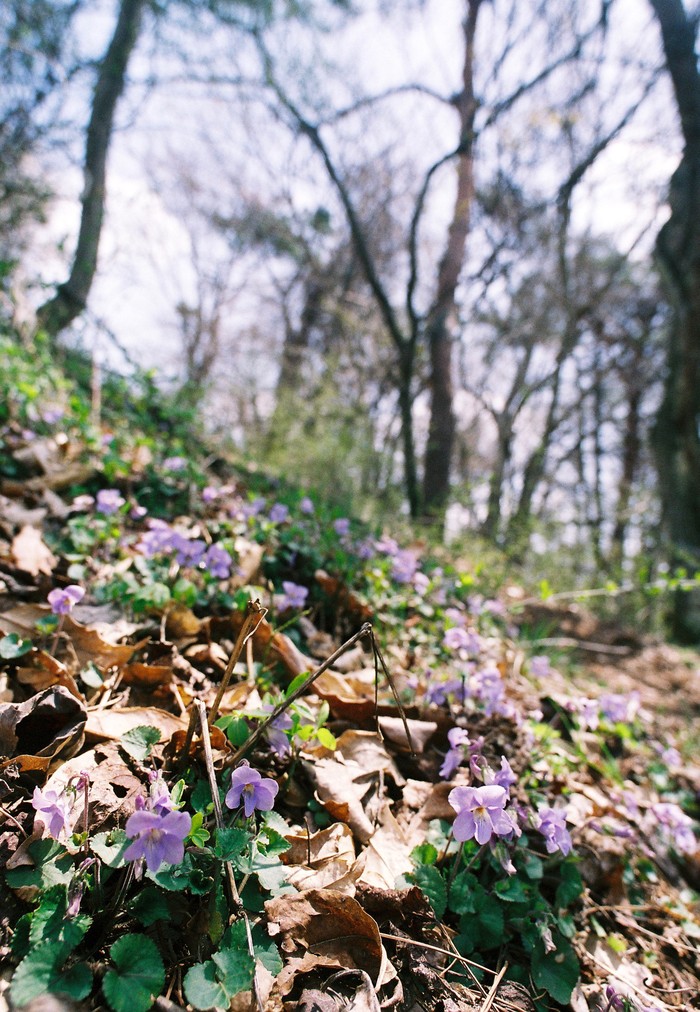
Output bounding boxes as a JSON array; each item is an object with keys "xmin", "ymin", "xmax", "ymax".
[
  {"xmin": 648, "ymin": 0, "xmax": 700, "ymax": 640},
  {"xmin": 37, "ymin": 0, "xmax": 146, "ymax": 337}
]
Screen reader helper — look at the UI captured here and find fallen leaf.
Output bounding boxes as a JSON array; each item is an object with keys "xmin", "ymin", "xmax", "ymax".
[
  {"xmin": 165, "ymin": 604, "xmax": 202, "ymax": 639},
  {"xmin": 313, "ymin": 670, "xmax": 376, "ymax": 722},
  {"xmin": 85, "ymin": 707, "xmax": 187, "ymax": 743},
  {"xmin": 266, "ymin": 889, "xmax": 383, "ymax": 979},
  {"xmin": 10, "ymin": 525, "xmax": 57, "ymax": 576},
  {"xmin": 0, "ymin": 686, "xmax": 86, "ymax": 762},
  {"xmin": 377, "ymin": 716, "xmax": 437, "ymax": 753},
  {"xmin": 282, "ymin": 822, "xmax": 361, "ymax": 894},
  {"xmin": 120, "ymin": 662, "xmax": 173, "ymax": 687},
  {"xmin": 359, "ymin": 804, "xmax": 414, "ymax": 891},
  {"xmin": 63, "ymin": 615, "xmax": 147, "ymax": 671}
]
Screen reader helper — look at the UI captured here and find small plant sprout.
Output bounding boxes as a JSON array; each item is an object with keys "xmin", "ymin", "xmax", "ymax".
[
  {"xmin": 124, "ymin": 808, "xmax": 192, "ymax": 873},
  {"xmin": 448, "ymin": 784, "xmax": 520, "ymax": 845},
  {"xmin": 225, "ymin": 766, "xmax": 279, "ymax": 818}
]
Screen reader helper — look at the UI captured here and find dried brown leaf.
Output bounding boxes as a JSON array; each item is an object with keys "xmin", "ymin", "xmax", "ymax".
[{"xmin": 10, "ymin": 526, "xmax": 56, "ymax": 576}]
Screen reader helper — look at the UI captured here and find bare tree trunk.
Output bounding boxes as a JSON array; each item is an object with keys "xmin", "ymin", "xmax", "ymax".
[
  {"xmin": 648, "ymin": 0, "xmax": 700, "ymax": 640},
  {"xmin": 37, "ymin": 0, "xmax": 146, "ymax": 337},
  {"xmin": 422, "ymin": 0, "xmax": 481, "ymax": 519}
]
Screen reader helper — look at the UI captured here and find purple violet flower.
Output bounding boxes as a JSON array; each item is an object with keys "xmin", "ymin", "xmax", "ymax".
[
  {"xmin": 490, "ymin": 756, "xmax": 518, "ymax": 793},
  {"xmin": 124, "ymin": 809, "xmax": 192, "ymax": 872},
  {"xmin": 529, "ymin": 655, "xmax": 550, "ymax": 677},
  {"xmin": 439, "ymin": 727, "xmax": 472, "ymax": 779},
  {"xmin": 148, "ymin": 772, "xmax": 175, "ymax": 815},
  {"xmin": 263, "ymin": 708, "xmax": 294, "ymax": 757},
  {"xmin": 202, "ymin": 486, "xmax": 219, "ymax": 503},
  {"xmin": 449, "ymin": 784, "xmax": 518, "ymax": 845},
  {"xmin": 268, "ymin": 503, "xmax": 289, "ymax": 524},
  {"xmin": 95, "ymin": 489, "xmax": 125, "ymax": 515},
  {"xmin": 171, "ymin": 533, "xmax": 206, "ymax": 567},
  {"xmin": 535, "ymin": 805, "xmax": 573, "ymax": 856},
  {"xmin": 443, "ymin": 626, "xmax": 480, "ymax": 654},
  {"xmin": 136, "ymin": 520, "xmax": 175, "ymax": 557},
  {"xmin": 276, "ymin": 581, "xmax": 309, "ymax": 612},
  {"xmin": 600, "ymin": 691, "xmax": 640, "ymax": 724},
  {"xmin": 163, "ymin": 456, "xmax": 187, "ymax": 472},
  {"xmin": 47, "ymin": 585, "xmax": 85, "ymax": 615},
  {"xmin": 374, "ymin": 536, "xmax": 399, "ymax": 556},
  {"xmin": 204, "ymin": 543, "xmax": 232, "ymax": 579},
  {"xmin": 32, "ymin": 787, "xmax": 73, "ymax": 839},
  {"xmin": 651, "ymin": 802, "xmax": 696, "ymax": 854},
  {"xmin": 225, "ymin": 767, "xmax": 279, "ymax": 818},
  {"xmin": 333, "ymin": 517, "xmax": 350, "ymax": 537},
  {"xmin": 299, "ymin": 496, "xmax": 315, "ymax": 515},
  {"xmin": 391, "ymin": 550, "xmax": 418, "ymax": 584},
  {"xmin": 472, "ymin": 667, "xmax": 505, "ymax": 716}
]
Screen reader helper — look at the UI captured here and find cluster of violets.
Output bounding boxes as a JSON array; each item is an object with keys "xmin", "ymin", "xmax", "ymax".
[
  {"xmin": 137, "ymin": 519, "xmax": 234, "ymax": 580},
  {"xmin": 443, "ymin": 732, "xmax": 573, "ymax": 858},
  {"xmin": 32, "ymin": 764, "xmax": 279, "ymax": 876},
  {"xmin": 423, "ymin": 664, "xmax": 515, "ymax": 720}
]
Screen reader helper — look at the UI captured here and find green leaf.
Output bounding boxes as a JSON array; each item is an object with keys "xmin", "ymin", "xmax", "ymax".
[
  {"xmin": 188, "ymin": 811, "xmax": 211, "ymax": 848},
  {"xmin": 91, "ymin": 829, "xmax": 131, "ymax": 868},
  {"xmin": 411, "ymin": 864, "xmax": 447, "ymax": 919},
  {"xmin": 0, "ymin": 633, "xmax": 32, "ymax": 659},
  {"xmin": 257, "ymin": 827, "xmax": 291, "ymax": 857},
  {"xmin": 447, "ymin": 870, "xmax": 478, "ymax": 915},
  {"xmin": 184, "ymin": 961, "xmax": 229, "ymax": 1010},
  {"xmin": 494, "ymin": 877, "xmax": 530, "ymax": 903},
  {"xmin": 522, "ymin": 853, "xmax": 544, "ymax": 881},
  {"xmin": 29, "ymin": 887, "xmax": 91, "ymax": 949},
  {"xmin": 212, "ymin": 947, "xmax": 254, "ymax": 994},
  {"xmin": 555, "ymin": 860, "xmax": 583, "ymax": 908},
  {"xmin": 121, "ymin": 725, "xmax": 162, "ymax": 761},
  {"xmin": 286, "ymin": 672, "xmax": 309, "ymax": 697},
  {"xmin": 11, "ymin": 942, "xmax": 92, "ymax": 1006},
  {"xmin": 457, "ymin": 894, "xmax": 505, "ymax": 953},
  {"xmin": 316, "ymin": 727, "xmax": 337, "ymax": 749},
  {"xmin": 172, "ymin": 578, "xmax": 198, "ymax": 606},
  {"xmin": 103, "ymin": 934, "xmax": 165, "ymax": 1012},
  {"xmin": 36, "ymin": 615, "xmax": 59, "ymax": 634},
  {"xmin": 6, "ymin": 838, "xmax": 73, "ymax": 892},
  {"xmin": 214, "ymin": 827, "xmax": 249, "ymax": 861},
  {"xmin": 410, "ymin": 842, "xmax": 438, "ymax": 866},
  {"xmin": 531, "ymin": 938, "xmax": 580, "ymax": 1004},
  {"xmin": 220, "ymin": 717, "xmax": 250, "ymax": 748},
  {"xmin": 184, "ymin": 944, "xmax": 254, "ymax": 1010},
  {"xmin": 128, "ymin": 887, "xmax": 172, "ymax": 926}
]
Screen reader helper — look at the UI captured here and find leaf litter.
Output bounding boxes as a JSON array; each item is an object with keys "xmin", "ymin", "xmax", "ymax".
[{"xmin": 0, "ymin": 465, "xmax": 698, "ymax": 1011}]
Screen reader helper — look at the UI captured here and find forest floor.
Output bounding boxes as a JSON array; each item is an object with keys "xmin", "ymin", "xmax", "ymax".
[{"xmin": 0, "ymin": 422, "xmax": 698, "ymax": 1012}]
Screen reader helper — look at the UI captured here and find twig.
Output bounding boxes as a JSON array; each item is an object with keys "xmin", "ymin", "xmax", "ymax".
[
  {"xmin": 379, "ymin": 932, "xmax": 495, "ymax": 978},
  {"xmin": 208, "ymin": 600, "xmax": 267, "ymax": 727},
  {"xmin": 369, "ymin": 629, "xmax": 416, "ymax": 755},
  {"xmin": 478, "ymin": 961, "xmax": 508, "ymax": 1012},
  {"xmin": 226, "ymin": 622, "xmax": 373, "ymax": 767},
  {"xmin": 527, "ymin": 636, "xmax": 632, "ymax": 656}
]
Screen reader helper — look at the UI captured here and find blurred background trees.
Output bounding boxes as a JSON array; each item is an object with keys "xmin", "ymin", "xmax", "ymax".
[{"xmin": 2, "ymin": 0, "xmax": 699, "ymax": 631}]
